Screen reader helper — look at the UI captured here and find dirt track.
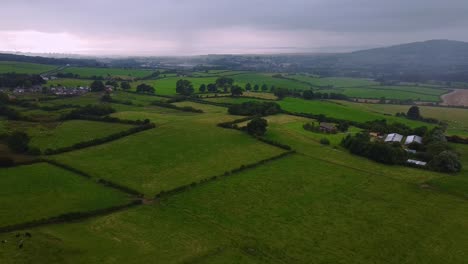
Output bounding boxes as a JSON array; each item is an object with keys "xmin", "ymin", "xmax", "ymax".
[{"xmin": 441, "ymin": 89, "xmax": 468, "ymax": 106}]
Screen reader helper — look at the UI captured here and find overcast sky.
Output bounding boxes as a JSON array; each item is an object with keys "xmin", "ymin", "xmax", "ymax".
[{"xmin": 1, "ymin": 0, "xmax": 468, "ymax": 56}]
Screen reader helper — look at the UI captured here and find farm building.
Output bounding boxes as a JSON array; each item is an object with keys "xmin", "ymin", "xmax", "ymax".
[
  {"xmin": 405, "ymin": 135, "xmax": 423, "ymax": 145},
  {"xmin": 407, "ymin": 159, "xmax": 427, "ymax": 166},
  {"xmin": 319, "ymin": 122, "xmax": 337, "ymax": 133},
  {"xmin": 384, "ymin": 133, "xmax": 403, "ymax": 143}
]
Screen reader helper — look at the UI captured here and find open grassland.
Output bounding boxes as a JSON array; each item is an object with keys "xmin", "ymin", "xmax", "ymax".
[
  {"xmin": 335, "ymin": 86, "xmax": 446, "ymax": 102},
  {"xmin": 58, "ymin": 67, "xmax": 155, "ymax": 79},
  {"xmin": 52, "ymin": 106, "xmax": 284, "ymax": 196},
  {"xmin": 26, "ymin": 120, "xmax": 133, "ymax": 151},
  {"xmin": 111, "ymin": 91, "xmax": 168, "ymax": 106},
  {"xmin": 335, "ymin": 101, "xmax": 468, "ymax": 137},
  {"xmin": 0, "ymin": 163, "xmax": 131, "ymax": 227},
  {"xmin": 231, "ymin": 73, "xmax": 311, "ymax": 90},
  {"xmin": 0, "ymin": 61, "xmax": 56, "ymax": 74},
  {"xmin": 288, "ymin": 75, "xmax": 379, "ymax": 87},
  {"xmin": 38, "ymin": 93, "xmax": 101, "ymax": 107},
  {"xmin": 1, "ymin": 153, "xmax": 467, "ymax": 263},
  {"xmin": 46, "ymin": 78, "xmax": 92, "ymax": 88},
  {"xmin": 277, "ymin": 98, "xmax": 433, "ymax": 128}
]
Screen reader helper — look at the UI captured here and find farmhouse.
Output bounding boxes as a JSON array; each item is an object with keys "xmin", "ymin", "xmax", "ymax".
[
  {"xmin": 319, "ymin": 122, "xmax": 337, "ymax": 133},
  {"xmin": 405, "ymin": 135, "xmax": 422, "ymax": 145},
  {"xmin": 384, "ymin": 133, "xmax": 403, "ymax": 143}
]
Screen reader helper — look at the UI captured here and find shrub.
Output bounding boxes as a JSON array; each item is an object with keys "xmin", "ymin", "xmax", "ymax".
[
  {"xmin": 246, "ymin": 117, "xmax": 268, "ymax": 136},
  {"xmin": 7, "ymin": 131, "xmax": 30, "ymax": 153},
  {"xmin": 320, "ymin": 138, "xmax": 330, "ymax": 145},
  {"xmin": 429, "ymin": 151, "xmax": 462, "ymax": 173}
]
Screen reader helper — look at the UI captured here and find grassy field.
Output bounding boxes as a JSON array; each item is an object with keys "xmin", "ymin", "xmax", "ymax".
[
  {"xmin": 288, "ymin": 75, "xmax": 379, "ymax": 87},
  {"xmin": 0, "ymin": 61, "xmax": 56, "ymax": 74},
  {"xmin": 1, "ymin": 152, "xmax": 467, "ymax": 263},
  {"xmin": 51, "ymin": 104, "xmax": 284, "ymax": 196},
  {"xmin": 46, "ymin": 78, "xmax": 92, "ymax": 88},
  {"xmin": 27, "ymin": 120, "xmax": 133, "ymax": 151},
  {"xmin": 335, "ymin": 101, "xmax": 468, "ymax": 137},
  {"xmin": 334, "ymin": 86, "xmax": 446, "ymax": 102},
  {"xmin": 58, "ymin": 67, "xmax": 156, "ymax": 79},
  {"xmin": 0, "ymin": 163, "xmax": 131, "ymax": 227}
]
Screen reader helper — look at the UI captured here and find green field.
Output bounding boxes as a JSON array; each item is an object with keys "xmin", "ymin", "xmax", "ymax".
[
  {"xmin": 335, "ymin": 101, "xmax": 468, "ymax": 137},
  {"xmin": 0, "ymin": 163, "xmax": 131, "ymax": 227},
  {"xmin": 47, "ymin": 78, "xmax": 92, "ymax": 88},
  {"xmin": 1, "ymin": 69, "xmax": 468, "ymax": 263},
  {"xmin": 58, "ymin": 67, "xmax": 156, "ymax": 79},
  {"xmin": 288, "ymin": 75, "xmax": 379, "ymax": 87},
  {"xmin": 0, "ymin": 61, "xmax": 56, "ymax": 74},
  {"xmin": 51, "ymin": 104, "xmax": 284, "ymax": 196},
  {"xmin": 1, "ymin": 152, "xmax": 467, "ymax": 263}
]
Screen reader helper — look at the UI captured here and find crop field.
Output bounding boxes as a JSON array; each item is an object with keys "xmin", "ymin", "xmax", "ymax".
[
  {"xmin": 0, "ymin": 162, "xmax": 131, "ymax": 227},
  {"xmin": 0, "ymin": 61, "xmax": 56, "ymax": 74},
  {"xmin": 58, "ymin": 67, "xmax": 155, "ymax": 79},
  {"xmin": 52, "ymin": 106, "xmax": 284, "ymax": 196}
]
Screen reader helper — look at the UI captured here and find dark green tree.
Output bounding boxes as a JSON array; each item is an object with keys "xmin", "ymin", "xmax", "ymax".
[
  {"xmin": 136, "ymin": 83, "xmax": 155, "ymax": 94},
  {"xmin": 199, "ymin": 84, "xmax": 206, "ymax": 93},
  {"xmin": 253, "ymin": 84, "xmax": 259, "ymax": 92},
  {"xmin": 231, "ymin": 85, "xmax": 243, "ymax": 97},
  {"xmin": 207, "ymin": 83, "xmax": 217, "ymax": 93},
  {"xmin": 407, "ymin": 106, "xmax": 421, "ymax": 120},
  {"xmin": 7, "ymin": 131, "xmax": 30, "ymax": 153},
  {"xmin": 261, "ymin": 84, "xmax": 268, "ymax": 92},
  {"xmin": 90, "ymin": 80, "xmax": 105, "ymax": 92},
  {"xmin": 176, "ymin": 79, "xmax": 194, "ymax": 96},
  {"xmin": 0, "ymin": 92, "xmax": 9, "ymax": 103},
  {"xmin": 429, "ymin": 151, "xmax": 462, "ymax": 173},
  {"xmin": 246, "ymin": 117, "xmax": 268, "ymax": 136},
  {"xmin": 120, "ymin": 81, "xmax": 131, "ymax": 90},
  {"xmin": 245, "ymin": 83, "xmax": 252, "ymax": 91}
]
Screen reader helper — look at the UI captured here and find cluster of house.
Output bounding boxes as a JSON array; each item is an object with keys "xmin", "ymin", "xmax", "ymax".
[
  {"xmin": 383, "ymin": 133, "xmax": 427, "ymax": 166},
  {"xmin": 10, "ymin": 86, "xmax": 90, "ymax": 96}
]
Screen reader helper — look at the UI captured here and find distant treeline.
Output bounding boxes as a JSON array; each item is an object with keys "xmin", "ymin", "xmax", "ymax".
[
  {"xmin": 0, "ymin": 73, "xmax": 45, "ymax": 88},
  {"xmin": 0, "ymin": 53, "xmax": 103, "ymax": 67}
]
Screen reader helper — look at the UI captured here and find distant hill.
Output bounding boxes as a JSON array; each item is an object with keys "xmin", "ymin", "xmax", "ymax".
[
  {"xmin": 0, "ymin": 53, "xmax": 103, "ymax": 67},
  {"xmin": 336, "ymin": 40, "xmax": 468, "ymax": 68}
]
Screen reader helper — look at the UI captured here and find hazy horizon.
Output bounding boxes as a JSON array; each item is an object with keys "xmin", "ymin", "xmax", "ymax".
[{"xmin": 2, "ymin": 0, "xmax": 468, "ymax": 56}]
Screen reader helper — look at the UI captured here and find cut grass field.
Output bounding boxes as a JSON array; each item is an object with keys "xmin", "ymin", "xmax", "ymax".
[
  {"xmin": 58, "ymin": 67, "xmax": 156, "ymax": 79},
  {"xmin": 0, "ymin": 163, "xmax": 131, "ymax": 227},
  {"xmin": 0, "ymin": 61, "xmax": 56, "ymax": 74},
  {"xmin": 51, "ymin": 105, "xmax": 285, "ymax": 196},
  {"xmin": 2, "ymin": 153, "xmax": 467, "ymax": 263}
]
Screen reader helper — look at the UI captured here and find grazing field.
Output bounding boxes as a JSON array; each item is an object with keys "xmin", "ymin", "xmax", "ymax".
[
  {"xmin": 58, "ymin": 67, "xmax": 155, "ymax": 79},
  {"xmin": 26, "ymin": 120, "xmax": 134, "ymax": 151},
  {"xmin": 0, "ymin": 163, "xmax": 131, "ymax": 227},
  {"xmin": 231, "ymin": 73, "xmax": 311, "ymax": 90},
  {"xmin": 52, "ymin": 107, "xmax": 284, "ymax": 196},
  {"xmin": 289, "ymin": 75, "xmax": 379, "ymax": 87},
  {"xmin": 335, "ymin": 86, "xmax": 446, "ymax": 102},
  {"xmin": 0, "ymin": 61, "xmax": 56, "ymax": 74},
  {"xmin": 1, "ymin": 154, "xmax": 467, "ymax": 263},
  {"xmin": 46, "ymin": 78, "xmax": 92, "ymax": 88}
]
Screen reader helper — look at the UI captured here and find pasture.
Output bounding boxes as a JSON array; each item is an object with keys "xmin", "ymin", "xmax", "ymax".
[
  {"xmin": 58, "ymin": 67, "xmax": 156, "ymax": 79},
  {"xmin": 1, "ymin": 153, "xmax": 467, "ymax": 263},
  {"xmin": 52, "ymin": 105, "xmax": 285, "ymax": 196},
  {"xmin": 288, "ymin": 75, "xmax": 379, "ymax": 87},
  {"xmin": 0, "ymin": 162, "xmax": 131, "ymax": 227},
  {"xmin": 0, "ymin": 61, "xmax": 56, "ymax": 74},
  {"xmin": 46, "ymin": 78, "xmax": 92, "ymax": 88}
]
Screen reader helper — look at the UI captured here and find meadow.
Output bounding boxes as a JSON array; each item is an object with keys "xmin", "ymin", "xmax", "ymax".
[
  {"xmin": 1, "ymin": 67, "xmax": 468, "ymax": 263},
  {"xmin": 0, "ymin": 162, "xmax": 131, "ymax": 227},
  {"xmin": 288, "ymin": 75, "xmax": 379, "ymax": 87},
  {"xmin": 0, "ymin": 61, "xmax": 56, "ymax": 74},
  {"xmin": 46, "ymin": 78, "xmax": 92, "ymax": 88},
  {"xmin": 58, "ymin": 67, "xmax": 156, "ymax": 79},
  {"xmin": 52, "ymin": 104, "xmax": 285, "ymax": 196}
]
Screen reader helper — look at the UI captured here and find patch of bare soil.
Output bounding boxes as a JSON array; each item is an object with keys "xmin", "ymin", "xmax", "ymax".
[{"xmin": 441, "ymin": 89, "xmax": 468, "ymax": 106}]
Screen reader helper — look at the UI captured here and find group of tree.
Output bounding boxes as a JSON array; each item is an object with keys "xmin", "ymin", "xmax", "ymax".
[
  {"xmin": 228, "ymin": 101, "xmax": 282, "ymax": 116},
  {"xmin": 0, "ymin": 73, "xmax": 45, "ymax": 88},
  {"xmin": 246, "ymin": 117, "xmax": 268, "ymax": 136},
  {"xmin": 176, "ymin": 79, "xmax": 194, "ymax": 96},
  {"xmin": 341, "ymin": 133, "xmax": 408, "ymax": 165},
  {"xmin": 302, "ymin": 90, "xmax": 349, "ymax": 100},
  {"xmin": 90, "ymin": 80, "xmax": 106, "ymax": 92},
  {"xmin": 136, "ymin": 83, "xmax": 155, "ymax": 94},
  {"xmin": 245, "ymin": 83, "xmax": 270, "ymax": 92},
  {"xmin": 62, "ymin": 104, "xmax": 115, "ymax": 119}
]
